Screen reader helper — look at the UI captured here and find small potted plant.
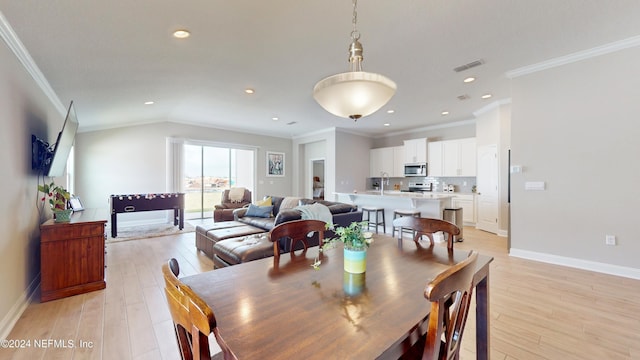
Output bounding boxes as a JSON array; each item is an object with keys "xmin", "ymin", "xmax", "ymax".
[
  {"xmin": 38, "ymin": 181, "xmax": 72, "ymax": 222},
  {"xmin": 322, "ymin": 221, "xmax": 374, "ymax": 273}
]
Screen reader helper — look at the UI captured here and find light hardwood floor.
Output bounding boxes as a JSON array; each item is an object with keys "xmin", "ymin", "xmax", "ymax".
[{"xmin": 2, "ymin": 224, "xmax": 639, "ymax": 359}]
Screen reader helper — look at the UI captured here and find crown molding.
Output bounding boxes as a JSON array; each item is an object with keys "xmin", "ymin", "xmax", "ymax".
[
  {"xmin": 506, "ymin": 35, "xmax": 640, "ymax": 79},
  {"xmin": 473, "ymin": 98, "xmax": 512, "ymax": 117},
  {"xmin": 0, "ymin": 12, "xmax": 66, "ymax": 115},
  {"xmin": 375, "ymin": 119, "xmax": 477, "ymax": 139}
]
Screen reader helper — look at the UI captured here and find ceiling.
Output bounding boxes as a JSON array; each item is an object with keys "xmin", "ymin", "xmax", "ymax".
[{"xmin": 2, "ymin": 1, "xmax": 640, "ymax": 138}]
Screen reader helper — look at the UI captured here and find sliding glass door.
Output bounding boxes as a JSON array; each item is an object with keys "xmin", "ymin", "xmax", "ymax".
[{"xmin": 183, "ymin": 143, "xmax": 254, "ymax": 219}]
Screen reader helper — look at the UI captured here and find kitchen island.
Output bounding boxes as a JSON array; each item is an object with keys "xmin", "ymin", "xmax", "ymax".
[{"xmin": 335, "ymin": 191, "xmax": 454, "ymax": 235}]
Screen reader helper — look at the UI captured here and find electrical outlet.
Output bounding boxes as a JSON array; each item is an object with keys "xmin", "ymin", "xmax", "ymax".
[{"xmin": 605, "ymin": 235, "xmax": 616, "ymax": 246}]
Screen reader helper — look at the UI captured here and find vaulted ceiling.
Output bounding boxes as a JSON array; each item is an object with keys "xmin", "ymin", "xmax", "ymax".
[{"xmin": 2, "ymin": 1, "xmax": 640, "ymax": 138}]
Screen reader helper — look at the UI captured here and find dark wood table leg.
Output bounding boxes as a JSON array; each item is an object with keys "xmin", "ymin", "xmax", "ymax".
[
  {"xmin": 178, "ymin": 208, "xmax": 184, "ymax": 230},
  {"xmin": 476, "ymin": 272, "xmax": 490, "ymax": 360},
  {"xmin": 111, "ymin": 212, "xmax": 117, "ymax": 238}
]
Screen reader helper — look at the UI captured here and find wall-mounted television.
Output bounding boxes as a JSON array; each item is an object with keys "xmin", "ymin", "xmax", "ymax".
[{"xmin": 31, "ymin": 101, "xmax": 79, "ymax": 177}]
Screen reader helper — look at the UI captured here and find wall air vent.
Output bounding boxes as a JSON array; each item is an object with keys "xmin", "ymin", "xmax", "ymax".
[
  {"xmin": 453, "ymin": 59, "xmax": 485, "ymax": 73},
  {"xmin": 457, "ymin": 94, "xmax": 470, "ymax": 101}
]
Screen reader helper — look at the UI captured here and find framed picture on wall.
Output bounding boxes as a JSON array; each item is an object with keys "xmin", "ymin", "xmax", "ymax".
[{"xmin": 266, "ymin": 151, "xmax": 285, "ymax": 177}]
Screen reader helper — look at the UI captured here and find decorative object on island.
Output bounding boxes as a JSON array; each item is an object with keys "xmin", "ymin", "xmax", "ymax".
[
  {"xmin": 38, "ymin": 181, "xmax": 72, "ymax": 222},
  {"xmin": 323, "ymin": 221, "xmax": 373, "ymax": 273},
  {"xmin": 312, "ymin": 0, "xmax": 396, "ymax": 121},
  {"xmin": 266, "ymin": 151, "xmax": 285, "ymax": 177}
]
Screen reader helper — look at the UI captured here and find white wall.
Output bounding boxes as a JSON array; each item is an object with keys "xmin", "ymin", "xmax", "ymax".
[
  {"xmin": 75, "ymin": 122, "xmax": 292, "ymax": 222},
  {"xmin": 475, "ymin": 102, "xmax": 512, "ymax": 236},
  {"xmin": 302, "ymin": 140, "xmax": 326, "ymax": 199},
  {"xmin": 0, "ymin": 33, "xmax": 66, "ymax": 337},
  {"xmin": 510, "ymin": 45, "xmax": 640, "ymax": 275},
  {"xmin": 293, "ymin": 128, "xmax": 337, "ymax": 199}
]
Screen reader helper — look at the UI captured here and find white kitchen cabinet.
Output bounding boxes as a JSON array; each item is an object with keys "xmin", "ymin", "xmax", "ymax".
[
  {"xmin": 403, "ymin": 138, "xmax": 428, "ymax": 164},
  {"xmin": 451, "ymin": 194, "xmax": 476, "ymax": 225},
  {"xmin": 370, "ymin": 146, "xmax": 404, "ymax": 177},
  {"xmin": 442, "ymin": 138, "xmax": 477, "ymax": 176},
  {"xmin": 458, "ymin": 138, "xmax": 477, "ymax": 176},
  {"xmin": 393, "ymin": 146, "xmax": 405, "ymax": 177},
  {"xmin": 427, "ymin": 142, "xmax": 443, "ymax": 176}
]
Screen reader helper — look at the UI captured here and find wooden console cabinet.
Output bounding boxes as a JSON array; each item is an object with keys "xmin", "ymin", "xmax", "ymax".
[{"xmin": 40, "ymin": 209, "xmax": 107, "ymax": 302}]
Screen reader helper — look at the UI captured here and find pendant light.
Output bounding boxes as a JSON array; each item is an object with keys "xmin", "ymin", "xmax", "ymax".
[{"xmin": 313, "ymin": 0, "xmax": 397, "ymax": 121}]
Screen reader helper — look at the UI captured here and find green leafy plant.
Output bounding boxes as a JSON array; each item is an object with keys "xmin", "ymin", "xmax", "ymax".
[
  {"xmin": 323, "ymin": 221, "xmax": 374, "ymax": 251},
  {"xmin": 38, "ymin": 181, "xmax": 70, "ymax": 211}
]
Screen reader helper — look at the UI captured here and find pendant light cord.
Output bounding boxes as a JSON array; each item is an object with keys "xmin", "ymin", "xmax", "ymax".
[{"xmin": 351, "ymin": 0, "xmax": 360, "ymax": 41}]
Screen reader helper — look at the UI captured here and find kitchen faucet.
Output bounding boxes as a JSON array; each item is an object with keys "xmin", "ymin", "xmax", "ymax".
[{"xmin": 380, "ymin": 171, "xmax": 389, "ymax": 195}]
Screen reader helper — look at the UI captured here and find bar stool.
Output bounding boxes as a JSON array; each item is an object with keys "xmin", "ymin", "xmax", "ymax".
[
  {"xmin": 361, "ymin": 206, "xmax": 385, "ymax": 234},
  {"xmin": 392, "ymin": 209, "xmax": 421, "ymax": 238}
]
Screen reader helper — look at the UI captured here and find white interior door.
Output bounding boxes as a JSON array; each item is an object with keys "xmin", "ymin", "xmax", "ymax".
[{"xmin": 476, "ymin": 144, "xmax": 499, "ymax": 233}]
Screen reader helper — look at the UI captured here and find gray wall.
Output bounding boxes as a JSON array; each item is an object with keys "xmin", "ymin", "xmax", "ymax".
[
  {"xmin": 335, "ymin": 130, "xmax": 373, "ymax": 193},
  {"xmin": 510, "ymin": 45, "xmax": 640, "ymax": 272},
  {"xmin": 75, "ymin": 122, "xmax": 292, "ymax": 222},
  {"xmin": 0, "ymin": 34, "xmax": 67, "ymax": 337}
]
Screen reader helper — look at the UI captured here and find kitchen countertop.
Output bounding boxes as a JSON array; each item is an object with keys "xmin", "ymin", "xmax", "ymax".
[
  {"xmin": 365, "ymin": 190, "xmax": 475, "ymax": 197},
  {"xmin": 339, "ymin": 191, "xmax": 455, "ymax": 200}
]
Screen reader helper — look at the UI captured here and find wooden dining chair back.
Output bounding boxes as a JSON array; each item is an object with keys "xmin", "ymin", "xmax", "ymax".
[
  {"xmin": 268, "ymin": 219, "xmax": 326, "ymax": 261},
  {"xmin": 392, "ymin": 216, "xmax": 460, "ymax": 251},
  {"xmin": 403, "ymin": 251, "xmax": 478, "ymax": 360},
  {"xmin": 162, "ymin": 258, "xmax": 238, "ymax": 360},
  {"xmin": 163, "ymin": 259, "xmax": 194, "ymax": 360}
]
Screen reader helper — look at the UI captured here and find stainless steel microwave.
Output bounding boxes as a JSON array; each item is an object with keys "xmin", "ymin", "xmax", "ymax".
[{"xmin": 404, "ymin": 163, "xmax": 427, "ymax": 177}]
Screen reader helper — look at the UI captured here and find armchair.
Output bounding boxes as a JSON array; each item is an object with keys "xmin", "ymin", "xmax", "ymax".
[{"xmin": 214, "ymin": 188, "xmax": 252, "ymax": 222}]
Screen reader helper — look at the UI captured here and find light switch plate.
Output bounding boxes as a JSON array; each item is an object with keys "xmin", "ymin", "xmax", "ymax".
[{"xmin": 525, "ymin": 181, "xmax": 545, "ymax": 191}]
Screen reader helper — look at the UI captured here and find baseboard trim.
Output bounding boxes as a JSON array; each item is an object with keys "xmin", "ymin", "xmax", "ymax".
[
  {"xmin": 510, "ymin": 248, "xmax": 640, "ymax": 280},
  {"xmin": 497, "ymin": 229, "xmax": 508, "ymax": 237},
  {"xmin": 0, "ymin": 274, "xmax": 40, "ymax": 340}
]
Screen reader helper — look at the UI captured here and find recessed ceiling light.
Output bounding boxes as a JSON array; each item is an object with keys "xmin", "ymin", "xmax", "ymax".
[
  {"xmin": 441, "ymin": 111, "xmax": 450, "ymax": 116},
  {"xmin": 387, "ymin": 110, "xmax": 395, "ymax": 114},
  {"xmin": 245, "ymin": 88, "xmax": 255, "ymax": 94},
  {"xmin": 144, "ymin": 101, "xmax": 154, "ymax": 105},
  {"xmin": 173, "ymin": 29, "xmax": 190, "ymax": 39},
  {"xmin": 463, "ymin": 77, "xmax": 475, "ymax": 83},
  {"xmin": 272, "ymin": 117, "xmax": 279, "ymax": 121},
  {"xmin": 481, "ymin": 94, "xmax": 492, "ymax": 99},
  {"xmin": 384, "ymin": 123, "xmax": 390, "ymax": 127}
]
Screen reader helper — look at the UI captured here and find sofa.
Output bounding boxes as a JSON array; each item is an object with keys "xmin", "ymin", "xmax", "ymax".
[
  {"xmin": 233, "ymin": 195, "xmax": 361, "ymax": 232},
  {"xmin": 199, "ymin": 196, "xmax": 362, "ymax": 268}
]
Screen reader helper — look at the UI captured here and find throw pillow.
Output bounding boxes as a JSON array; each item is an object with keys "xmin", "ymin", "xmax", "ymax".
[
  {"xmin": 280, "ymin": 196, "xmax": 302, "ymax": 210},
  {"xmin": 245, "ymin": 204, "xmax": 273, "ymax": 218},
  {"xmin": 255, "ymin": 197, "xmax": 272, "ymax": 207}
]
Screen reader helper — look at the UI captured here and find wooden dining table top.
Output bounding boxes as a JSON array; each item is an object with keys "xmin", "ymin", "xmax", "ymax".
[{"xmin": 181, "ymin": 235, "xmax": 493, "ymax": 359}]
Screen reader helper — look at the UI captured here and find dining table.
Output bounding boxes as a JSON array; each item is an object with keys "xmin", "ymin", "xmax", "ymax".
[{"xmin": 181, "ymin": 234, "xmax": 493, "ymax": 359}]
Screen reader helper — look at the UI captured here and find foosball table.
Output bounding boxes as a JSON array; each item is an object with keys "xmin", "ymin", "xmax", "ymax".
[{"xmin": 109, "ymin": 193, "xmax": 185, "ymax": 238}]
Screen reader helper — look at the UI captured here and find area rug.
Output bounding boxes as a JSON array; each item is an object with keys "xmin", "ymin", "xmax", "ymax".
[{"xmin": 106, "ymin": 222, "xmax": 195, "ymax": 243}]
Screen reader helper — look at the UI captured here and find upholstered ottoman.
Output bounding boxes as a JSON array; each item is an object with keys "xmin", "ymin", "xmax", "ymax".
[
  {"xmin": 195, "ymin": 220, "xmax": 245, "ymax": 258},
  {"xmin": 199, "ymin": 225, "xmax": 264, "ymax": 259},
  {"xmin": 212, "ymin": 233, "xmax": 274, "ymax": 268}
]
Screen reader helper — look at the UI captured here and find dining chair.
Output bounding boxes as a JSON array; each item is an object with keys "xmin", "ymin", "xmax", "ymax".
[
  {"xmin": 392, "ymin": 216, "xmax": 460, "ymax": 251},
  {"xmin": 162, "ymin": 258, "xmax": 238, "ymax": 360},
  {"xmin": 401, "ymin": 251, "xmax": 479, "ymax": 360},
  {"xmin": 268, "ymin": 219, "xmax": 326, "ymax": 262}
]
